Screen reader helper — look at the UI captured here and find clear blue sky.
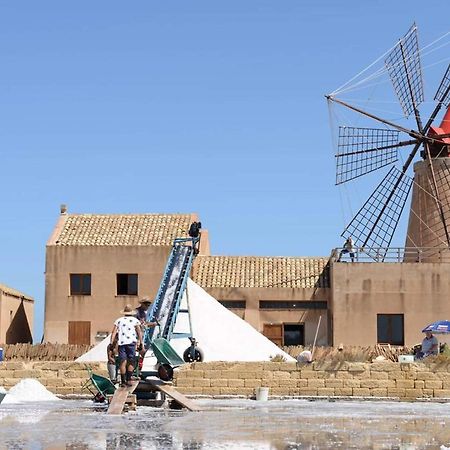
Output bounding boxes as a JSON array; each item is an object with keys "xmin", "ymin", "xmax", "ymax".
[{"xmin": 0, "ymin": 1, "xmax": 449, "ymax": 341}]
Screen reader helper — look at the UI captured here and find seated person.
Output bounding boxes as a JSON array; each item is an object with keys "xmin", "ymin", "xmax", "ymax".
[{"xmin": 416, "ymin": 331, "xmax": 439, "ymax": 359}]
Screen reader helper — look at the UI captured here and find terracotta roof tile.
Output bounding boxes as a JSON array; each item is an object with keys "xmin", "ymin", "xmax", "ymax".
[
  {"xmin": 193, "ymin": 256, "xmax": 330, "ymax": 289},
  {"xmin": 0, "ymin": 283, "xmax": 33, "ymax": 301},
  {"xmin": 53, "ymin": 214, "xmax": 193, "ymax": 246}
]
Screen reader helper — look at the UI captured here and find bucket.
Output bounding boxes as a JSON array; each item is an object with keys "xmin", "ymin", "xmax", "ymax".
[
  {"xmin": 0, "ymin": 348, "xmax": 3, "ymax": 362},
  {"xmin": 255, "ymin": 387, "xmax": 269, "ymax": 401}
]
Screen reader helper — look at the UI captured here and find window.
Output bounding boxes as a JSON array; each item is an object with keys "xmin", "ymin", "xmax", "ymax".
[
  {"xmin": 70, "ymin": 274, "xmax": 91, "ymax": 295},
  {"xmin": 377, "ymin": 314, "xmax": 404, "ymax": 345},
  {"xmin": 263, "ymin": 323, "xmax": 305, "ymax": 346},
  {"xmin": 116, "ymin": 274, "xmax": 138, "ymax": 296},
  {"xmin": 284, "ymin": 324, "xmax": 305, "ymax": 346},
  {"xmin": 259, "ymin": 301, "xmax": 327, "ymax": 310},
  {"xmin": 219, "ymin": 300, "xmax": 246, "ymax": 309}
]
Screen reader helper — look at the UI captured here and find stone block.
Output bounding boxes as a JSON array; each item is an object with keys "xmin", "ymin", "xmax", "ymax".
[
  {"xmin": 236, "ymin": 372, "xmax": 257, "ymax": 380},
  {"xmin": 388, "ymin": 371, "xmax": 406, "ymax": 380},
  {"xmin": 317, "ymin": 388, "xmax": 335, "ymax": 396},
  {"xmin": 325, "ymin": 380, "xmax": 343, "ymax": 388},
  {"xmin": 368, "ymin": 371, "xmax": 388, "ymax": 380},
  {"xmin": 262, "ymin": 362, "xmax": 281, "ymax": 371},
  {"xmin": 55, "ymin": 387, "xmax": 74, "ymax": 395},
  {"xmin": 2, "ymin": 378, "xmax": 18, "ymax": 388},
  {"xmin": 370, "ymin": 388, "xmax": 387, "ymax": 397},
  {"xmin": 437, "ymin": 373, "xmax": 450, "ymax": 381},
  {"xmin": 175, "ymin": 379, "xmax": 194, "ymax": 387},
  {"xmin": 347, "ymin": 363, "xmax": 368, "ymax": 372},
  {"xmin": 300, "ymin": 371, "xmax": 317, "ymax": 379},
  {"xmin": 335, "ymin": 371, "xmax": 353, "ymax": 380},
  {"xmin": 404, "ymin": 388, "xmax": 423, "ymax": 398},
  {"xmin": 63, "ymin": 379, "xmax": 84, "ymax": 388},
  {"xmin": 205, "ymin": 387, "xmax": 222, "ymax": 396},
  {"xmin": 296, "ymin": 379, "xmax": 308, "ymax": 388},
  {"xmin": 270, "ymin": 387, "xmax": 289, "ymax": 395},
  {"xmin": 395, "ymin": 380, "xmax": 415, "ymax": 389},
  {"xmin": 414, "ymin": 380, "xmax": 425, "ymax": 389},
  {"xmin": 387, "ymin": 388, "xmax": 405, "ymax": 397},
  {"xmin": 202, "ymin": 370, "xmax": 218, "ymax": 379},
  {"xmin": 416, "ymin": 372, "xmax": 439, "ymax": 381},
  {"xmin": 298, "ymin": 388, "xmax": 318, "ymax": 396},
  {"xmin": 193, "ymin": 379, "xmax": 210, "ymax": 388},
  {"xmin": 307, "ymin": 379, "xmax": 325, "ymax": 388},
  {"xmin": 422, "ymin": 389, "xmax": 434, "ymax": 397},
  {"xmin": 278, "ymin": 379, "xmax": 297, "ymax": 388},
  {"xmin": 425, "ymin": 380, "xmax": 443, "ymax": 390},
  {"xmin": 266, "ymin": 379, "xmax": 280, "ymax": 388},
  {"xmin": 14, "ymin": 369, "xmax": 41, "ymax": 379},
  {"xmin": 279, "ymin": 363, "xmax": 297, "ymax": 372},
  {"xmin": 433, "ymin": 389, "xmax": 450, "ymax": 398},
  {"xmin": 219, "ymin": 387, "xmax": 244, "ymax": 395},
  {"xmin": 1, "ymin": 362, "xmax": 25, "ymax": 370},
  {"xmin": 0, "ymin": 370, "xmax": 15, "ymax": 378},
  {"xmin": 244, "ymin": 379, "xmax": 262, "ymax": 388},
  {"xmin": 272, "ymin": 371, "xmax": 291, "ymax": 380},
  {"xmin": 228, "ymin": 379, "xmax": 245, "ymax": 387},
  {"xmin": 210, "ymin": 379, "xmax": 228, "ymax": 388},
  {"xmin": 352, "ymin": 388, "xmax": 370, "ymax": 396},
  {"xmin": 42, "ymin": 378, "xmax": 64, "ymax": 387},
  {"xmin": 370, "ymin": 362, "xmax": 397, "ymax": 372},
  {"xmin": 360, "ymin": 380, "xmax": 384, "ymax": 389},
  {"xmin": 186, "ymin": 370, "xmax": 204, "ymax": 379},
  {"xmin": 343, "ymin": 379, "xmax": 361, "ymax": 388},
  {"xmin": 334, "ymin": 388, "xmax": 353, "ymax": 396}
]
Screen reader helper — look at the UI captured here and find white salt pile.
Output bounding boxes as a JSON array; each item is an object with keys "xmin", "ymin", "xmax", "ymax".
[
  {"xmin": 0, "ymin": 386, "xmax": 6, "ymax": 394},
  {"xmin": 77, "ymin": 278, "xmax": 295, "ymax": 364},
  {"xmin": 2, "ymin": 378, "xmax": 60, "ymax": 404}
]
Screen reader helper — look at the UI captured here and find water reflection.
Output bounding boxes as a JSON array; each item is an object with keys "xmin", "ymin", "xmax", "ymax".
[{"xmin": 0, "ymin": 399, "xmax": 450, "ymax": 449}]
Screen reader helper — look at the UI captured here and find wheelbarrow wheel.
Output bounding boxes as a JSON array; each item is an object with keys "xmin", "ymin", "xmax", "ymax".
[
  {"xmin": 183, "ymin": 346, "xmax": 204, "ymax": 362},
  {"xmin": 157, "ymin": 363, "xmax": 174, "ymax": 382}
]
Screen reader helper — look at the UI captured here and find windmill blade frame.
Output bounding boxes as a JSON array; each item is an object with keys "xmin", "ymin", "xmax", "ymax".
[
  {"xmin": 341, "ymin": 166, "xmax": 413, "ymax": 261},
  {"xmin": 335, "ymin": 126, "xmax": 408, "ymax": 185},
  {"xmin": 385, "ymin": 24, "xmax": 424, "ymax": 118}
]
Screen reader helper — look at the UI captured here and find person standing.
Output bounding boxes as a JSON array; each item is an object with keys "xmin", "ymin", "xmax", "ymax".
[
  {"xmin": 338, "ymin": 237, "xmax": 356, "ymax": 262},
  {"xmin": 110, "ymin": 304, "xmax": 143, "ymax": 387},
  {"xmin": 134, "ymin": 296, "xmax": 157, "ymax": 355}
]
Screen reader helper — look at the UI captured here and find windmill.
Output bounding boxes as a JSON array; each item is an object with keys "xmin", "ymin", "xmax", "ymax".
[{"xmin": 326, "ymin": 24, "xmax": 450, "ymax": 262}]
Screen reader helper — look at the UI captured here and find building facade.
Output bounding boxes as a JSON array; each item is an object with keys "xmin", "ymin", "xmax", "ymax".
[
  {"xmin": 45, "ymin": 208, "xmax": 449, "ymax": 348},
  {"xmin": 0, "ymin": 283, "xmax": 33, "ymax": 344}
]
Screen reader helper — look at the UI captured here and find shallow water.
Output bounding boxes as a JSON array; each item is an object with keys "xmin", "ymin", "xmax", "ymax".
[{"xmin": 1, "ymin": 398, "xmax": 450, "ymax": 449}]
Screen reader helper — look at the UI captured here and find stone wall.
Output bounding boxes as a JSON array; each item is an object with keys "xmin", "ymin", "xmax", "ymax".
[
  {"xmin": 2, "ymin": 360, "xmax": 450, "ymax": 400},
  {"xmin": 174, "ymin": 361, "xmax": 450, "ymax": 399},
  {"xmin": 0, "ymin": 361, "xmax": 108, "ymax": 396}
]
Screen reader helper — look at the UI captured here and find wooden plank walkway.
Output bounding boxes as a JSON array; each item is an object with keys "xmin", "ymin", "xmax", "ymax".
[
  {"xmin": 147, "ymin": 379, "xmax": 203, "ymax": 411},
  {"xmin": 107, "ymin": 381, "xmax": 139, "ymax": 415}
]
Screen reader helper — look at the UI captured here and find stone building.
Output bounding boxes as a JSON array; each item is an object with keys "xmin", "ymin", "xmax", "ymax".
[
  {"xmin": 44, "ymin": 207, "xmax": 329, "ymax": 346},
  {"xmin": 44, "ymin": 207, "xmax": 450, "ymax": 348},
  {"xmin": 0, "ymin": 283, "xmax": 33, "ymax": 344}
]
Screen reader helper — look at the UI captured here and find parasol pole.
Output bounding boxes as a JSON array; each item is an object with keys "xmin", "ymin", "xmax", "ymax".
[{"xmin": 311, "ymin": 315, "xmax": 322, "ymax": 359}]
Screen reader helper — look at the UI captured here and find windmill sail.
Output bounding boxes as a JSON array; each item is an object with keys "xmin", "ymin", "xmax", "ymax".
[
  {"xmin": 342, "ymin": 167, "xmax": 413, "ymax": 260},
  {"xmin": 385, "ymin": 24, "xmax": 424, "ymax": 118},
  {"xmin": 336, "ymin": 127, "xmax": 400, "ymax": 184}
]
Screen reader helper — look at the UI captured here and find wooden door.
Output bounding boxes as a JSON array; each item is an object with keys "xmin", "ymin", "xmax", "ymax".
[
  {"xmin": 68, "ymin": 321, "xmax": 91, "ymax": 345},
  {"xmin": 263, "ymin": 323, "xmax": 283, "ymax": 346}
]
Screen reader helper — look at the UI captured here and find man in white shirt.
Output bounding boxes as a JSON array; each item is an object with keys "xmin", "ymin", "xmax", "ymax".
[{"xmin": 110, "ymin": 304, "xmax": 143, "ymax": 387}]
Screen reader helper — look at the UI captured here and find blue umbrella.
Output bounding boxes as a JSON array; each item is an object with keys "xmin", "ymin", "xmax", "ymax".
[{"xmin": 422, "ymin": 320, "xmax": 450, "ymax": 334}]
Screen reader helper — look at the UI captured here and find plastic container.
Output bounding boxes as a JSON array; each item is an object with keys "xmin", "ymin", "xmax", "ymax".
[
  {"xmin": 0, "ymin": 348, "xmax": 3, "ymax": 362},
  {"xmin": 255, "ymin": 387, "xmax": 269, "ymax": 401},
  {"xmin": 398, "ymin": 355, "xmax": 414, "ymax": 363}
]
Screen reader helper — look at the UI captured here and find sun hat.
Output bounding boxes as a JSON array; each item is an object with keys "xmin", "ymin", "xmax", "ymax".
[
  {"xmin": 139, "ymin": 296, "xmax": 152, "ymax": 304},
  {"xmin": 120, "ymin": 304, "xmax": 135, "ymax": 316}
]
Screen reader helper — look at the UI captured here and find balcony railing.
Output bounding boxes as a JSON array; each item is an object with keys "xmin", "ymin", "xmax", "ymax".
[{"xmin": 332, "ymin": 247, "xmax": 450, "ymax": 263}]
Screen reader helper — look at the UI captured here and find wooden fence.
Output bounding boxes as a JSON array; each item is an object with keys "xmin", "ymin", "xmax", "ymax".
[{"xmin": 1, "ymin": 343, "xmax": 93, "ymax": 361}]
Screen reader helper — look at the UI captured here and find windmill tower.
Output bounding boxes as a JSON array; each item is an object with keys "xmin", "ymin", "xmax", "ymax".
[{"xmin": 326, "ymin": 24, "xmax": 450, "ymax": 262}]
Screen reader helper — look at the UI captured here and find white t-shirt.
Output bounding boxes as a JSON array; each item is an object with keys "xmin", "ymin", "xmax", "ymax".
[{"xmin": 114, "ymin": 316, "xmax": 140, "ymax": 346}]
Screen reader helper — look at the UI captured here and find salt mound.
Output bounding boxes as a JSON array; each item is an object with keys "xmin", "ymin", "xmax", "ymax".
[
  {"xmin": 0, "ymin": 386, "xmax": 7, "ymax": 394},
  {"xmin": 2, "ymin": 378, "xmax": 60, "ymax": 404}
]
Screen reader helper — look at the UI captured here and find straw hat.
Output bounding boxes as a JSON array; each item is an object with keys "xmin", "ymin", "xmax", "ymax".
[
  {"xmin": 139, "ymin": 296, "xmax": 152, "ymax": 305},
  {"xmin": 120, "ymin": 304, "xmax": 135, "ymax": 316}
]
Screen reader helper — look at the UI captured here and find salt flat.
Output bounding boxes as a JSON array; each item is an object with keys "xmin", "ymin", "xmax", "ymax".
[{"xmin": 1, "ymin": 398, "xmax": 450, "ymax": 449}]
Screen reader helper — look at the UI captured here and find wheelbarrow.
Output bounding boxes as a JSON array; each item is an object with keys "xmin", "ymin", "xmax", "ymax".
[
  {"xmin": 83, "ymin": 368, "xmax": 116, "ymax": 403},
  {"xmin": 151, "ymin": 337, "xmax": 185, "ymax": 381}
]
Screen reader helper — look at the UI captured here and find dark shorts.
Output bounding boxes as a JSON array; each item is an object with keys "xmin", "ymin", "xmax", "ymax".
[{"xmin": 118, "ymin": 343, "xmax": 136, "ymax": 362}]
